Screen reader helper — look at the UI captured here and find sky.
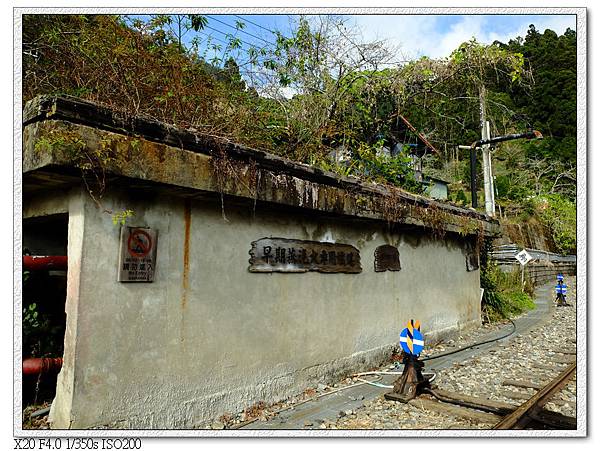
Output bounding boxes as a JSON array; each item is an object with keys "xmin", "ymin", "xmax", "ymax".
[
  {"xmin": 197, "ymin": 13, "xmax": 576, "ymax": 60},
  {"xmin": 353, "ymin": 14, "xmax": 576, "ymax": 59},
  {"xmin": 188, "ymin": 12, "xmax": 576, "ymax": 98}
]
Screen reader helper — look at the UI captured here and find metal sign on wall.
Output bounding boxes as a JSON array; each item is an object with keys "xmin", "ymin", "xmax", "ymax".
[
  {"xmin": 249, "ymin": 237, "xmax": 361, "ymax": 273},
  {"xmin": 118, "ymin": 226, "xmax": 158, "ymax": 282},
  {"xmin": 374, "ymin": 245, "xmax": 401, "ymax": 272}
]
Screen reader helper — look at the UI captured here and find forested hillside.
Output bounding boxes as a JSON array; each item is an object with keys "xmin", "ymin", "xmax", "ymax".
[{"xmin": 22, "ymin": 15, "xmax": 577, "ymax": 253}]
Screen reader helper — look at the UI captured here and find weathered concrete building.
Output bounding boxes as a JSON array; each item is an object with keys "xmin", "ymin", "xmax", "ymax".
[{"xmin": 21, "ymin": 95, "xmax": 499, "ymax": 429}]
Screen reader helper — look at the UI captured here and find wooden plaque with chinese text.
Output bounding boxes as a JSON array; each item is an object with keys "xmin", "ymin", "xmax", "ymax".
[{"xmin": 249, "ymin": 237, "xmax": 361, "ymax": 273}]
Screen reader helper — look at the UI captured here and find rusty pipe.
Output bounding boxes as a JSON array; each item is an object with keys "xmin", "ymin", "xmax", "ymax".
[
  {"xmin": 398, "ymin": 113, "xmax": 440, "ymax": 154},
  {"xmin": 22, "ymin": 357, "xmax": 63, "ymax": 376},
  {"xmin": 23, "ymin": 256, "xmax": 68, "ymax": 271}
]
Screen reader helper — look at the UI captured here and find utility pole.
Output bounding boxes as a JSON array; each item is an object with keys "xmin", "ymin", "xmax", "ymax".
[
  {"xmin": 482, "ymin": 120, "xmax": 495, "ymax": 217},
  {"xmin": 461, "ymin": 86, "xmax": 542, "ymax": 212},
  {"xmin": 462, "ymin": 129, "xmax": 543, "ymax": 209},
  {"xmin": 459, "ymin": 144, "xmax": 480, "ymax": 209},
  {"xmin": 469, "ymin": 145, "xmax": 478, "ymax": 208},
  {"xmin": 479, "ymin": 86, "xmax": 495, "ymax": 217}
]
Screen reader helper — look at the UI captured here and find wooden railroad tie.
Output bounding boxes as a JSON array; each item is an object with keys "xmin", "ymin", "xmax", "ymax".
[
  {"xmin": 551, "ymin": 349, "xmax": 576, "ymax": 355},
  {"xmin": 388, "ymin": 386, "xmax": 576, "ymax": 430},
  {"xmin": 531, "ymin": 362, "xmax": 564, "ymax": 371},
  {"xmin": 494, "ymin": 362, "xmax": 576, "ymax": 430},
  {"xmin": 553, "ymin": 355, "xmax": 576, "ymax": 364},
  {"xmin": 502, "ymin": 379, "xmax": 543, "ymax": 390},
  {"xmin": 407, "ymin": 397, "xmax": 501, "ymax": 425},
  {"xmin": 498, "ymin": 390, "xmax": 534, "ymax": 401}
]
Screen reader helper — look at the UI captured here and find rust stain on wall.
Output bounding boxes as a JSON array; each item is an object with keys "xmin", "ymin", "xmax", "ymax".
[
  {"xmin": 181, "ymin": 199, "xmax": 192, "ymax": 345},
  {"xmin": 182, "ymin": 199, "xmax": 192, "ymax": 309}
]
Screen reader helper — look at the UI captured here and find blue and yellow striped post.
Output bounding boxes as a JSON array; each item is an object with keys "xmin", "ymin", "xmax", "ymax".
[{"xmin": 387, "ymin": 319, "xmax": 429, "ymax": 403}]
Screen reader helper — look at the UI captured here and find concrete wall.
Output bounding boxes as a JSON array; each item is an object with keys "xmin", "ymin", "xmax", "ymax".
[{"xmin": 47, "ymin": 188, "xmax": 481, "ymax": 429}]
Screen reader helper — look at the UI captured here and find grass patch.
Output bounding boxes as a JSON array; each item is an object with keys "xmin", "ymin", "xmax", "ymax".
[{"xmin": 482, "ymin": 264, "xmax": 536, "ymax": 323}]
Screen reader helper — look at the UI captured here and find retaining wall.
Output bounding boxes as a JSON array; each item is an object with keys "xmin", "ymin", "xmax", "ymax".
[{"xmin": 491, "ymin": 244, "xmax": 576, "ymax": 286}]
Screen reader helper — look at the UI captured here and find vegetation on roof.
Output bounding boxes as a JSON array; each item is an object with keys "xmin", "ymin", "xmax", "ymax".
[{"xmin": 23, "ymin": 14, "xmax": 576, "ymax": 253}]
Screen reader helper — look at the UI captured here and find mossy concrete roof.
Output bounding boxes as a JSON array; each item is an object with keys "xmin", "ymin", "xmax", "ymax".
[{"xmin": 22, "ymin": 95, "xmax": 500, "ymax": 237}]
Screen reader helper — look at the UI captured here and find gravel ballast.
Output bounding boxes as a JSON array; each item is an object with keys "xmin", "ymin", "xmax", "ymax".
[{"xmin": 331, "ymin": 276, "xmax": 577, "ymax": 430}]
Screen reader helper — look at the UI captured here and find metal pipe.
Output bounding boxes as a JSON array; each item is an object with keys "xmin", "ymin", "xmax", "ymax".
[
  {"xmin": 22, "ymin": 357, "xmax": 63, "ymax": 376},
  {"xmin": 30, "ymin": 406, "xmax": 51, "ymax": 418},
  {"xmin": 472, "ymin": 130, "xmax": 543, "ymax": 148},
  {"xmin": 397, "ymin": 113, "xmax": 440, "ymax": 154},
  {"xmin": 23, "ymin": 256, "xmax": 68, "ymax": 271}
]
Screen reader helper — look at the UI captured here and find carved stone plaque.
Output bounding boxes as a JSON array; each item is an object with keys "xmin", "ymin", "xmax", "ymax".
[
  {"xmin": 374, "ymin": 245, "xmax": 401, "ymax": 272},
  {"xmin": 249, "ymin": 237, "xmax": 361, "ymax": 273}
]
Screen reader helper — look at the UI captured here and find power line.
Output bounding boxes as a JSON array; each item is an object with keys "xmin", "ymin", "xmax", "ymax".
[
  {"xmin": 203, "ymin": 23, "xmax": 270, "ymax": 52},
  {"xmin": 195, "ymin": 32, "xmax": 247, "ymax": 62},
  {"xmin": 233, "ymin": 14, "xmax": 277, "ymax": 35},
  {"xmin": 206, "ymin": 15, "xmax": 275, "ymax": 47},
  {"xmin": 194, "ymin": 30, "xmax": 274, "ymax": 69},
  {"xmin": 196, "ymin": 30, "xmax": 230, "ymax": 48}
]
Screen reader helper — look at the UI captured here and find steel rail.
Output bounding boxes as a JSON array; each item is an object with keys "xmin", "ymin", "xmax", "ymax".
[{"xmin": 493, "ymin": 361, "xmax": 576, "ymax": 429}]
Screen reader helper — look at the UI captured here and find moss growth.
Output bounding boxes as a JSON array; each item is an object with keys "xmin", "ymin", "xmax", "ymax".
[
  {"xmin": 458, "ymin": 214, "xmax": 480, "ymax": 237},
  {"xmin": 34, "ymin": 129, "xmax": 87, "ymax": 158},
  {"xmin": 34, "ymin": 127, "xmax": 120, "ymax": 173},
  {"xmin": 34, "ymin": 126, "xmax": 134, "ymax": 222},
  {"xmin": 208, "ymin": 147, "xmax": 259, "ymax": 221},
  {"xmin": 380, "ymin": 194, "xmax": 410, "ymax": 224},
  {"xmin": 414, "ymin": 203, "xmax": 449, "ymax": 239},
  {"xmin": 32, "ymin": 122, "xmax": 496, "ymax": 240}
]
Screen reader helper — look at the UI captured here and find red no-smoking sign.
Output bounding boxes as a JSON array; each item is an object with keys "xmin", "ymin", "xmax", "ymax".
[
  {"xmin": 118, "ymin": 227, "xmax": 158, "ymax": 282},
  {"xmin": 127, "ymin": 229, "xmax": 153, "ymax": 258}
]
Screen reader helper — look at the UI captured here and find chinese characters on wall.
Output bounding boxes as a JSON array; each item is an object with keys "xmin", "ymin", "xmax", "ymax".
[{"xmin": 249, "ymin": 237, "xmax": 362, "ymax": 273}]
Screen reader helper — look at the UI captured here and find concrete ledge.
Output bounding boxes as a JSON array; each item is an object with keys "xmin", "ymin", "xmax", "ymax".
[{"xmin": 23, "ymin": 97, "xmax": 500, "ymax": 239}]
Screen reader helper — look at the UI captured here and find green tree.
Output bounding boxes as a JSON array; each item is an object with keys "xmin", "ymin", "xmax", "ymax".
[{"xmin": 501, "ymin": 25, "xmax": 577, "ymax": 165}]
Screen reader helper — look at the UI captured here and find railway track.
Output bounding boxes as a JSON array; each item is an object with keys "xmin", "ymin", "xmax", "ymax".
[
  {"xmin": 400, "ymin": 360, "xmax": 576, "ymax": 430},
  {"xmin": 236, "ymin": 278, "xmax": 578, "ymax": 431},
  {"xmin": 493, "ymin": 361, "xmax": 576, "ymax": 429}
]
